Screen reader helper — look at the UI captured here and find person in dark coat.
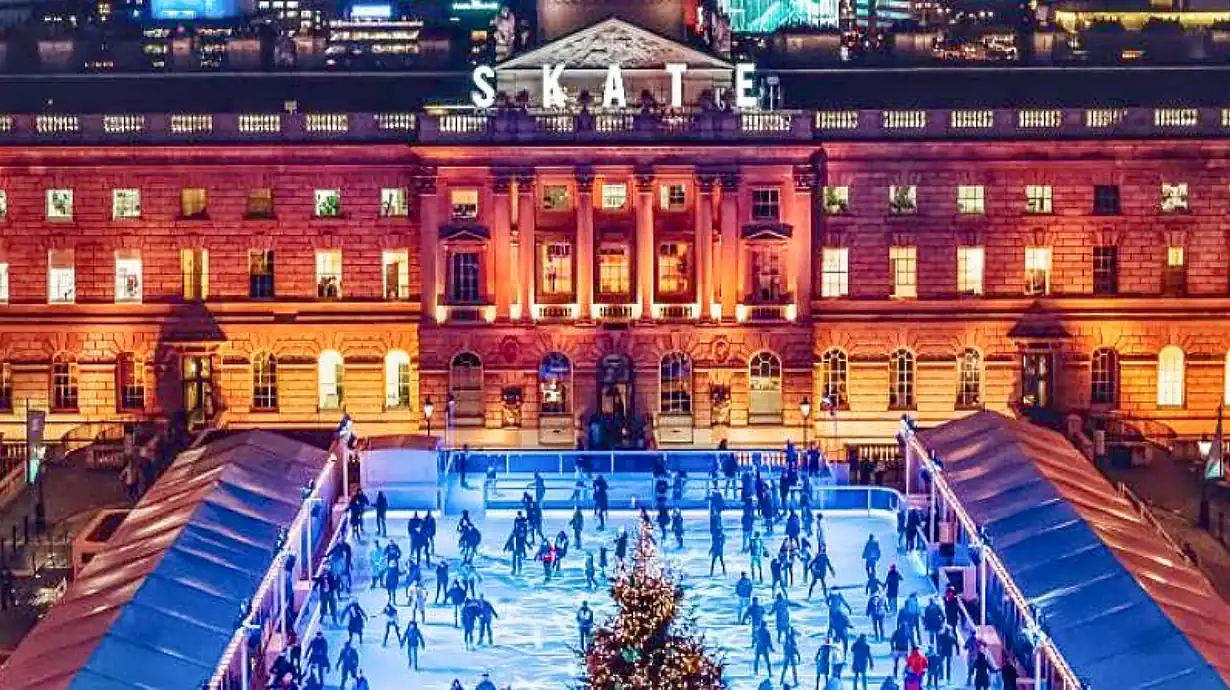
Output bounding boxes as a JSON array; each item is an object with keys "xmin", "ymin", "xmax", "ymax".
[
  {"xmin": 943, "ymin": 584, "xmax": 961, "ymax": 629},
  {"xmin": 336, "ymin": 640, "xmax": 359, "ymax": 689},
  {"xmin": 971, "ymin": 650, "xmax": 994, "ymax": 690},
  {"xmin": 923, "ymin": 597, "xmax": 946, "ymax": 646},
  {"xmin": 374, "ymin": 491, "xmax": 389, "ymax": 537},
  {"xmin": 671, "ymin": 507, "xmax": 685, "ymax": 549},
  {"xmin": 862, "ymin": 534, "xmax": 881, "ymax": 578},
  {"xmin": 885, "ymin": 563, "xmax": 904, "ymax": 612},
  {"xmin": 401, "ymin": 620, "xmax": 426, "ymax": 670},
  {"xmin": 850, "ymin": 634, "xmax": 874, "ymax": 690},
  {"xmin": 1001, "ymin": 654, "xmax": 1019, "ymax": 690},
  {"xmin": 936, "ymin": 625, "xmax": 958, "ymax": 681},
  {"xmin": 753, "ymin": 621, "xmax": 775, "ymax": 676},
  {"xmin": 710, "ymin": 529, "xmax": 727, "ymax": 576},
  {"xmin": 808, "ymin": 544, "xmax": 835, "ymax": 599}
]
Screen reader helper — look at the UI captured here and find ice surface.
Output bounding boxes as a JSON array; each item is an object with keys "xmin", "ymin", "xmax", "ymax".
[{"xmin": 316, "ymin": 508, "xmax": 967, "ymax": 690}]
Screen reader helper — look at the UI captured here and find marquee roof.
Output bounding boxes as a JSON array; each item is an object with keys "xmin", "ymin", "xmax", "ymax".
[
  {"xmin": 917, "ymin": 411, "xmax": 1230, "ymax": 690},
  {"xmin": 0, "ymin": 430, "xmax": 329, "ymax": 690}
]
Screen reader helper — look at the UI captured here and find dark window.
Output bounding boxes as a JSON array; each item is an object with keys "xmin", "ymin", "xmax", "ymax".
[
  {"xmin": 51, "ymin": 357, "xmax": 78, "ymax": 411},
  {"xmin": 117, "ymin": 354, "xmax": 145, "ymax": 411},
  {"xmin": 249, "ymin": 250, "xmax": 275, "ymax": 299},
  {"xmin": 0, "ymin": 363, "xmax": 11, "ymax": 412},
  {"xmin": 1093, "ymin": 185, "xmax": 1120, "ymax": 215},
  {"xmin": 1093, "ymin": 246, "xmax": 1118, "ymax": 295},
  {"xmin": 1091, "ymin": 348, "xmax": 1118, "ymax": 406},
  {"xmin": 1163, "ymin": 246, "xmax": 1186, "ymax": 296}
]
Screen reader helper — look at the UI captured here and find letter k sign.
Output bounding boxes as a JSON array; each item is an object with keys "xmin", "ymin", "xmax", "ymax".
[{"xmin": 542, "ymin": 64, "xmax": 566, "ymax": 109}]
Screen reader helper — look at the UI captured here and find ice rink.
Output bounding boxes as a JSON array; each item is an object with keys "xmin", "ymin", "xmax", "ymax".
[{"xmin": 315, "ymin": 508, "xmax": 961, "ymax": 690}]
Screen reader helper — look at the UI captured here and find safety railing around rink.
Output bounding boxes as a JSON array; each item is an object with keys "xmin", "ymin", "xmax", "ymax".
[
  {"xmin": 207, "ymin": 455, "xmax": 343, "ymax": 690},
  {"xmin": 462, "ymin": 448, "xmax": 789, "ymax": 477}
]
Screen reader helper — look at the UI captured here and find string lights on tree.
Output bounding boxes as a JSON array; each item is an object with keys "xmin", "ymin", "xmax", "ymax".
[{"xmin": 580, "ymin": 519, "xmax": 725, "ymax": 690}]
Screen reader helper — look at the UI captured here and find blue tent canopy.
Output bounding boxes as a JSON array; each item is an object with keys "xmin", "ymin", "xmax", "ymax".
[
  {"xmin": 0, "ymin": 430, "xmax": 329, "ymax": 690},
  {"xmin": 918, "ymin": 411, "xmax": 1230, "ymax": 690}
]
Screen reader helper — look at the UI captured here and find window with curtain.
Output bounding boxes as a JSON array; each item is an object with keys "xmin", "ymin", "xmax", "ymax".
[
  {"xmin": 252, "ymin": 352, "xmax": 278, "ymax": 410},
  {"xmin": 956, "ymin": 348, "xmax": 982, "ymax": 409},
  {"xmin": 821, "ymin": 348, "xmax": 848, "ymax": 408},
  {"xmin": 1157, "ymin": 345, "xmax": 1185, "ymax": 408},
  {"xmin": 889, "ymin": 349, "xmax": 916, "ymax": 410}
]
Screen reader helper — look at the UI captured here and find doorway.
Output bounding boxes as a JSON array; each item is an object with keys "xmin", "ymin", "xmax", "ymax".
[
  {"xmin": 598, "ymin": 354, "xmax": 634, "ymax": 419},
  {"xmin": 1021, "ymin": 351, "xmax": 1053, "ymax": 409},
  {"xmin": 182, "ymin": 355, "xmax": 213, "ymax": 430}
]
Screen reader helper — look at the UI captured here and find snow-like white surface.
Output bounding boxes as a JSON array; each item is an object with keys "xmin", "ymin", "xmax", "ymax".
[{"xmin": 317, "ymin": 508, "xmax": 967, "ymax": 690}]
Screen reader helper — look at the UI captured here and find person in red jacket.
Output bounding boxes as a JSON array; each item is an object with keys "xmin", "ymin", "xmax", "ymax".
[{"xmin": 903, "ymin": 646, "xmax": 929, "ymax": 690}]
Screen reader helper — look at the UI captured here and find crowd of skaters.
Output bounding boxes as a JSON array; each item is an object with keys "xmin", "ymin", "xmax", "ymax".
[{"xmin": 265, "ymin": 439, "xmax": 1023, "ymax": 690}]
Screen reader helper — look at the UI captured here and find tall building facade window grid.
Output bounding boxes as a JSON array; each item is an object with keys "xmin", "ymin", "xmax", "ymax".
[
  {"xmin": 380, "ymin": 187, "xmax": 408, "ymax": 217},
  {"xmin": 1025, "ymin": 185, "xmax": 1052, "ymax": 214},
  {"xmin": 956, "ymin": 185, "xmax": 984, "ymax": 215},
  {"xmin": 822, "ymin": 186, "xmax": 849, "ymax": 215},
  {"xmin": 314, "ymin": 189, "xmax": 341, "ymax": 217},
  {"xmin": 1091, "ymin": 347, "xmax": 1119, "ymax": 406},
  {"xmin": 1161, "ymin": 183, "xmax": 1189, "ymax": 213},
  {"xmin": 601, "ymin": 183, "xmax": 627, "ymax": 210},
  {"xmin": 660, "ymin": 351, "xmax": 693, "ymax": 415},
  {"xmin": 888, "ymin": 348, "xmax": 915, "ymax": 410},
  {"xmin": 888, "ymin": 185, "xmax": 917, "ymax": 215},
  {"xmin": 382, "ymin": 249, "xmax": 410, "ymax": 300},
  {"xmin": 252, "ymin": 352, "xmax": 278, "ymax": 411},
  {"xmin": 180, "ymin": 188, "xmax": 207, "ymax": 218},
  {"xmin": 1093, "ymin": 185, "xmax": 1121, "ymax": 215},
  {"xmin": 451, "ymin": 189, "xmax": 479, "ymax": 219},
  {"xmin": 749, "ymin": 244, "xmax": 785, "ymax": 301},
  {"xmin": 820, "ymin": 347, "xmax": 848, "ymax": 408},
  {"xmin": 956, "ymin": 348, "xmax": 982, "ymax": 409},
  {"xmin": 181, "ymin": 249, "xmax": 208, "ymax": 301},
  {"xmin": 112, "ymin": 188, "xmax": 141, "ymax": 219}
]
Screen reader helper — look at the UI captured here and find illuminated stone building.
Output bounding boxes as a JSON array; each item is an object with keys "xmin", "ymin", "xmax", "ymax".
[{"xmin": 0, "ymin": 19, "xmax": 1229, "ymax": 453}]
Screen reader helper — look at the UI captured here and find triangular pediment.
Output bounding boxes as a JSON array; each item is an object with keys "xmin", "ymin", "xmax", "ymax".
[{"xmin": 498, "ymin": 17, "xmax": 733, "ymax": 71}]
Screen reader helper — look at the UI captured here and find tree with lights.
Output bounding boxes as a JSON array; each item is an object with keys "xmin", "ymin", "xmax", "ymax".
[{"xmin": 580, "ymin": 518, "xmax": 726, "ymax": 690}]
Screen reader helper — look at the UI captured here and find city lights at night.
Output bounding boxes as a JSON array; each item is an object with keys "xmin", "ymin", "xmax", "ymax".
[{"xmin": 0, "ymin": 0, "xmax": 1228, "ymax": 688}]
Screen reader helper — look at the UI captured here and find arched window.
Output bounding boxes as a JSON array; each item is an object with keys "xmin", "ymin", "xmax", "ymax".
[
  {"xmin": 0, "ymin": 362, "xmax": 11, "ymax": 412},
  {"xmin": 51, "ymin": 354, "xmax": 79, "ymax": 411},
  {"xmin": 318, "ymin": 350, "xmax": 344, "ymax": 409},
  {"xmin": 820, "ymin": 348, "xmax": 848, "ymax": 409},
  {"xmin": 539, "ymin": 352, "xmax": 572, "ymax": 415},
  {"xmin": 117, "ymin": 353, "xmax": 145, "ymax": 411},
  {"xmin": 450, "ymin": 352, "xmax": 484, "ymax": 421},
  {"xmin": 1091, "ymin": 348, "xmax": 1119, "ymax": 406},
  {"xmin": 956, "ymin": 348, "xmax": 982, "ymax": 409},
  {"xmin": 1224, "ymin": 351, "xmax": 1230, "ymax": 406},
  {"xmin": 748, "ymin": 351, "xmax": 783, "ymax": 419},
  {"xmin": 385, "ymin": 350, "xmax": 411, "ymax": 409},
  {"xmin": 252, "ymin": 352, "xmax": 278, "ymax": 411},
  {"xmin": 660, "ymin": 352, "xmax": 693, "ymax": 415},
  {"xmin": 889, "ymin": 348, "xmax": 916, "ymax": 410},
  {"xmin": 1157, "ymin": 345, "xmax": 1185, "ymax": 408}
]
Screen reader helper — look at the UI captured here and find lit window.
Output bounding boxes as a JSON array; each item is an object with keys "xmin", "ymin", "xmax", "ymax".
[
  {"xmin": 117, "ymin": 353, "xmax": 145, "ymax": 411},
  {"xmin": 1161, "ymin": 183, "xmax": 1189, "ymax": 213},
  {"xmin": 539, "ymin": 241, "xmax": 574, "ymax": 296},
  {"xmin": 956, "ymin": 348, "xmax": 982, "ymax": 409},
  {"xmin": 180, "ymin": 188, "xmax": 207, "ymax": 218},
  {"xmin": 1025, "ymin": 185, "xmax": 1052, "ymax": 214},
  {"xmin": 822, "ymin": 186, "xmax": 849, "ymax": 215},
  {"xmin": 0, "ymin": 362, "xmax": 11, "ymax": 411},
  {"xmin": 542, "ymin": 185, "xmax": 570, "ymax": 211},
  {"xmin": 181, "ymin": 249, "xmax": 208, "ymax": 301},
  {"xmin": 539, "ymin": 352, "xmax": 572, "ymax": 415},
  {"xmin": 450, "ymin": 189, "xmax": 479, "ymax": 219},
  {"xmin": 890, "ymin": 245, "xmax": 917, "ymax": 299},
  {"xmin": 314, "ymin": 189, "xmax": 341, "ymax": 217},
  {"xmin": 251, "ymin": 352, "xmax": 278, "ymax": 410},
  {"xmin": 1157, "ymin": 345, "xmax": 1185, "ymax": 407},
  {"xmin": 1024, "ymin": 246, "xmax": 1051, "ymax": 296},
  {"xmin": 385, "ymin": 350, "xmax": 411, "ymax": 409},
  {"xmin": 957, "ymin": 185, "xmax": 984, "ymax": 215},
  {"xmin": 597, "ymin": 243, "xmax": 631, "ymax": 296},
  {"xmin": 956, "ymin": 246, "xmax": 984, "ymax": 296},
  {"xmin": 748, "ymin": 351, "xmax": 783, "ymax": 419},
  {"xmin": 450, "ymin": 352, "xmax": 484, "ymax": 420},
  {"xmin": 660, "ymin": 352, "xmax": 692, "ymax": 415},
  {"xmin": 657, "ymin": 242, "xmax": 691, "ymax": 295},
  {"xmin": 1225, "ymin": 350, "xmax": 1230, "ymax": 406},
  {"xmin": 889, "ymin": 185, "xmax": 917, "ymax": 215},
  {"xmin": 115, "ymin": 250, "xmax": 143, "ymax": 303},
  {"xmin": 382, "ymin": 249, "xmax": 409, "ymax": 300},
  {"xmin": 751, "ymin": 188, "xmax": 780, "ymax": 221},
  {"xmin": 380, "ymin": 187, "xmax": 408, "ymax": 217},
  {"xmin": 821, "ymin": 247, "xmax": 849, "ymax": 298},
  {"xmin": 48, "ymin": 249, "xmax": 75, "ymax": 304},
  {"xmin": 1093, "ymin": 185, "xmax": 1120, "ymax": 215},
  {"xmin": 1163, "ymin": 245, "xmax": 1186, "ymax": 295},
  {"xmin": 601, "ymin": 183, "xmax": 627, "ymax": 210},
  {"xmin": 315, "ymin": 249, "xmax": 342, "ymax": 298},
  {"xmin": 0, "ymin": 190, "xmax": 8, "ymax": 220},
  {"xmin": 318, "ymin": 349, "xmax": 344, "ymax": 409},
  {"xmin": 889, "ymin": 348, "xmax": 915, "ymax": 410},
  {"xmin": 249, "ymin": 250, "xmax": 275, "ymax": 299},
  {"xmin": 1093, "ymin": 246, "xmax": 1118, "ymax": 295},
  {"xmin": 51, "ymin": 355, "xmax": 78, "ymax": 411},
  {"xmin": 659, "ymin": 184, "xmax": 686, "ymax": 211},
  {"xmin": 112, "ymin": 189, "xmax": 141, "ymax": 219},
  {"xmin": 1091, "ymin": 348, "xmax": 1118, "ymax": 406},
  {"xmin": 247, "ymin": 188, "xmax": 274, "ymax": 218},
  {"xmin": 0, "ymin": 262, "xmax": 8, "ymax": 303},
  {"xmin": 46, "ymin": 189, "xmax": 73, "ymax": 220},
  {"xmin": 820, "ymin": 348, "xmax": 848, "ymax": 408},
  {"xmin": 749, "ymin": 244, "xmax": 785, "ymax": 301},
  {"xmin": 447, "ymin": 251, "xmax": 481, "ymax": 303}
]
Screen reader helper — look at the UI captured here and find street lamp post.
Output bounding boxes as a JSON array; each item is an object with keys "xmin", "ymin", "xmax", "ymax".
[
  {"xmin": 446, "ymin": 394, "xmax": 456, "ymax": 450},
  {"xmin": 1199, "ymin": 435, "xmax": 1213, "ymax": 529},
  {"xmin": 799, "ymin": 396, "xmax": 812, "ymax": 448},
  {"xmin": 423, "ymin": 397, "xmax": 435, "ymax": 438}
]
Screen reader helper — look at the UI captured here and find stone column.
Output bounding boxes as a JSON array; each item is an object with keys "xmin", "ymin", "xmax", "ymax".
[
  {"xmin": 719, "ymin": 172, "xmax": 740, "ymax": 321},
  {"xmin": 793, "ymin": 164, "xmax": 817, "ymax": 320},
  {"xmin": 418, "ymin": 167, "xmax": 439, "ymax": 323},
  {"xmin": 696, "ymin": 173, "xmax": 717, "ymax": 321},
  {"xmin": 492, "ymin": 169, "xmax": 513, "ymax": 321},
  {"xmin": 517, "ymin": 169, "xmax": 536, "ymax": 322},
  {"xmin": 576, "ymin": 166, "xmax": 595, "ymax": 321},
  {"xmin": 635, "ymin": 167, "xmax": 655, "ymax": 321}
]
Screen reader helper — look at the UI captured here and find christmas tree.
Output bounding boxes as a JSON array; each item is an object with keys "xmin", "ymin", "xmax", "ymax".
[{"xmin": 581, "ymin": 519, "xmax": 725, "ymax": 690}]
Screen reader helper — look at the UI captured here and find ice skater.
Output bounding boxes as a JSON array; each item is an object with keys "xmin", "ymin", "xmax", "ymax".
[
  {"xmin": 814, "ymin": 636, "xmax": 833, "ymax": 690},
  {"xmin": 862, "ymin": 533, "xmax": 881, "ymax": 578},
  {"xmin": 753, "ymin": 621, "xmax": 774, "ymax": 676},
  {"xmin": 614, "ymin": 527, "xmax": 629, "ymax": 562},
  {"xmin": 781, "ymin": 627, "xmax": 801, "ymax": 686},
  {"xmin": 807, "ymin": 544, "xmax": 834, "ymax": 599},
  {"xmin": 769, "ymin": 593, "xmax": 791, "ymax": 642},
  {"xmin": 368, "ymin": 538, "xmax": 386, "ymax": 589},
  {"xmin": 850, "ymin": 634, "xmax": 874, "ymax": 690},
  {"xmin": 336, "ymin": 640, "xmax": 359, "ymax": 689},
  {"xmin": 741, "ymin": 596, "xmax": 766, "ymax": 645},
  {"xmin": 306, "ymin": 631, "xmax": 330, "ymax": 683},
  {"xmin": 671, "ymin": 507, "xmax": 684, "ymax": 549},
  {"xmin": 735, "ymin": 571, "xmax": 754, "ymax": 622},
  {"xmin": 477, "ymin": 593, "xmax": 498, "ymax": 646},
  {"xmin": 867, "ymin": 590, "xmax": 888, "ymax": 641},
  {"xmin": 400, "ymin": 620, "xmax": 425, "ymax": 670},
  {"xmin": 381, "ymin": 602, "xmax": 401, "ymax": 647},
  {"xmin": 577, "ymin": 600, "xmax": 594, "ymax": 651},
  {"xmin": 536, "ymin": 539, "xmax": 556, "ymax": 581},
  {"xmin": 342, "ymin": 600, "xmax": 367, "ymax": 645},
  {"xmin": 447, "ymin": 579, "xmax": 467, "ymax": 627},
  {"xmin": 593, "ymin": 474, "xmax": 609, "ymax": 530},
  {"xmin": 749, "ymin": 531, "xmax": 766, "ymax": 582},
  {"xmin": 504, "ymin": 515, "xmax": 528, "ymax": 575},
  {"xmin": 374, "ymin": 490, "xmax": 388, "ymax": 537},
  {"xmin": 459, "ymin": 558, "xmax": 481, "ymax": 597},
  {"xmin": 434, "ymin": 560, "xmax": 450, "ymax": 604},
  {"xmin": 885, "ymin": 563, "xmax": 903, "ymax": 612},
  {"xmin": 585, "ymin": 551, "xmax": 598, "ymax": 589},
  {"xmin": 570, "ymin": 506, "xmax": 584, "ymax": 548},
  {"xmin": 709, "ymin": 527, "xmax": 727, "ymax": 576}
]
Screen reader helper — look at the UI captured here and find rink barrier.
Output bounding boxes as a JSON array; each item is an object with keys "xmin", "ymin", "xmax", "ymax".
[{"xmin": 459, "ymin": 448, "xmax": 791, "ymax": 477}]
